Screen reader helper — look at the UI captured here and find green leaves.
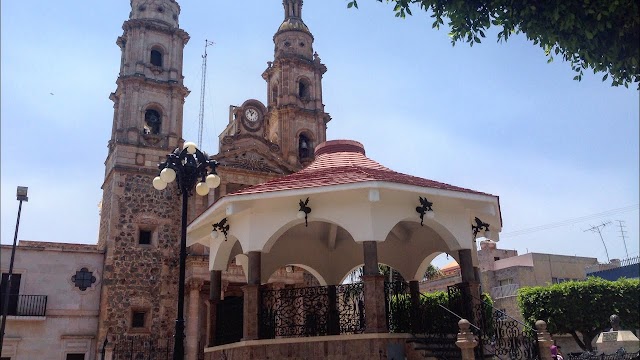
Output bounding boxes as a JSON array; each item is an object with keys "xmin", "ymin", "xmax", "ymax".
[
  {"xmin": 517, "ymin": 278, "xmax": 640, "ymax": 351},
  {"xmin": 348, "ymin": 0, "xmax": 640, "ymax": 88}
]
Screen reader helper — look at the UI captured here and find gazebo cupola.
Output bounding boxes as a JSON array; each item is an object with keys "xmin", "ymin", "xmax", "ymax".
[{"xmin": 187, "ymin": 139, "xmax": 501, "ymax": 351}]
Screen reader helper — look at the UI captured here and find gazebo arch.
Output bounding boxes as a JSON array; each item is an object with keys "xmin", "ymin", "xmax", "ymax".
[
  {"xmin": 261, "ymin": 220, "xmax": 360, "ymax": 286},
  {"xmin": 209, "ymin": 235, "xmax": 243, "ymax": 271}
]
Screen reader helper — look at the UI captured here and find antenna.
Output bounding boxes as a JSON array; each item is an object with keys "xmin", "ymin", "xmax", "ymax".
[
  {"xmin": 616, "ymin": 220, "xmax": 630, "ymax": 259},
  {"xmin": 197, "ymin": 39, "xmax": 215, "ymax": 149},
  {"xmin": 584, "ymin": 221, "xmax": 612, "ymax": 262}
]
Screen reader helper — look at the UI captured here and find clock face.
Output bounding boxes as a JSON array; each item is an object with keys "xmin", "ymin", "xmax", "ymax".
[
  {"xmin": 245, "ymin": 108, "xmax": 259, "ymax": 122},
  {"xmin": 242, "ymin": 106, "xmax": 262, "ymax": 132}
]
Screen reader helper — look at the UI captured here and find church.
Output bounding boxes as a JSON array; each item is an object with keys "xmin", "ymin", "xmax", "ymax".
[{"xmin": 0, "ymin": 1, "xmax": 503, "ymax": 359}]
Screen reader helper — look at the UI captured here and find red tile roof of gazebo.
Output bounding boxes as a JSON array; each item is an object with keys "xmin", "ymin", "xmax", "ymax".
[{"xmin": 228, "ymin": 140, "xmax": 494, "ymax": 197}]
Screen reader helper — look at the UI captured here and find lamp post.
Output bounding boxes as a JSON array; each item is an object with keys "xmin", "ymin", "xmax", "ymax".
[
  {"xmin": 153, "ymin": 142, "xmax": 220, "ymax": 360},
  {"xmin": 0, "ymin": 186, "xmax": 28, "ymax": 354}
]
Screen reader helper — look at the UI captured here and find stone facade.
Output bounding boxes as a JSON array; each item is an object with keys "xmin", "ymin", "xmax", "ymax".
[
  {"xmin": 97, "ymin": 0, "xmax": 189, "ymax": 348},
  {"xmin": 98, "ymin": 173, "xmax": 182, "ymax": 342}
]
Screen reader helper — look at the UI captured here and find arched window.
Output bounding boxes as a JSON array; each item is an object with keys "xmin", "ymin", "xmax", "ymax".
[
  {"xmin": 299, "ymin": 134, "xmax": 311, "ymax": 160},
  {"xmin": 298, "ymin": 79, "xmax": 310, "ymax": 100},
  {"xmin": 144, "ymin": 109, "xmax": 161, "ymax": 134},
  {"xmin": 150, "ymin": 49, "xmax": 163, "ymax": 67}
]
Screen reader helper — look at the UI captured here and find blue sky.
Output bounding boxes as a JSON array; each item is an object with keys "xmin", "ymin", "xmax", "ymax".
[{"xmin": 1, "ymin": 1, "xmax": 638, "ymax": 266}]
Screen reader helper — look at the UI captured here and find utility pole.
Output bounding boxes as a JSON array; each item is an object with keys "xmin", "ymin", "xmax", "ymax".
[
  {"xmin": 0, "ymin": 186, "xmax": 29, "ymax": 354},
  {"xmin": 584, "ymin": 221, "xmax": 612, "ymax": 262},
  {"xmin": 615, "ymin": 220, "xmax": 629, "ymax": 259}
]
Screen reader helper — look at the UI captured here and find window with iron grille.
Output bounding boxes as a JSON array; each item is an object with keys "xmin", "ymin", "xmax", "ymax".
[{"xmin": 71, "ymin": 268, "xmax": 96, "ymax": 291}]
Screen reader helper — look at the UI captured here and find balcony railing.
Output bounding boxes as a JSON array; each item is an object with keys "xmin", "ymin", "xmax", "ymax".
[
  {"xmin": 491, "ymin": 284, "xmax": 520, "ymax": 299},
  {"xmin": 0, "ymin": 294, "xmax": 48, "ymax": 317}
]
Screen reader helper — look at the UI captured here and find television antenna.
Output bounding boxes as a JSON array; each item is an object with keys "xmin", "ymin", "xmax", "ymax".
[
  {"xmin": 584, "ymin": 221, "xmax": 612, "ymax": 262},
  {"xmin": 197, "ymin": 40, "xmax": 215, "ymax": 149}
]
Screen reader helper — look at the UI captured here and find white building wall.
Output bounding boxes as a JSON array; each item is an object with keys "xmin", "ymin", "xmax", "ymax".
[{"xmin": 1, "ymin": 241, "xmax": 103, "ymax": 360}]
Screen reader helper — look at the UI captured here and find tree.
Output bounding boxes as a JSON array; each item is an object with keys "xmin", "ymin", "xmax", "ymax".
[
  {"xmin": 517, "ymin": 277, "xmax": 640, "ymax": 351},
  {"xmin": 423, "ymin": 264, "xmax": 443, "ymax": 280},
  {"xmin": 347, "ymin": 0, "xmax": 639, "ymax": 88}
]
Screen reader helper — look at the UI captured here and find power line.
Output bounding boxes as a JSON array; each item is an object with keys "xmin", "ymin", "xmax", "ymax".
[{"xmin": 501, "ymin": 204, "xmax": 638, "ymax": 238}]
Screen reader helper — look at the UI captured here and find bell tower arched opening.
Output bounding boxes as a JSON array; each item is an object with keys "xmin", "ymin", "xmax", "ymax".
[
  {"xmin": 144, "ymin": 109, "xmax": 162, "ymax": 134},
  {"xmin": 150, "ymin": 48, "xmax": 163, "ymax": 67}
]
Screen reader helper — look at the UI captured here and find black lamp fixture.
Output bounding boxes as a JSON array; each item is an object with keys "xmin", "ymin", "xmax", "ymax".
[
  {"xmin": 415, "ymin": 196, "xmax": 434, "ymax": 226},
  {"xmin": 152, "ymin": 141, "xmax": 220, "ymax": 360},
  {"xmin": 471, "ymin": 217, "xmax": 491, "ymax": 239},
  {"xmin": 211, "ymin": 218, "xmax": 230, "ymax": 241},
  {"xmin": 297, "ymin": 197, "xmax": 311, "ymax": 227}
]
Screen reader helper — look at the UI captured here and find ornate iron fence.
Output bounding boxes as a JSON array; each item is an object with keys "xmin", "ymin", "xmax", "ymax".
[
  {"xmin": 260, "ymin": 285, "xmax": 331, "ymax": 338},
  {"xmin": 409, "ymin": 298, "xmax": 463, "ymax": 359},
  {"xmin": 112, "ymin": 336, "xmax": 173, "ymax": 360},
  {"xmin": 384, "ymin": 281, "xmax": 411, "ymax": 333},
  {"xmin": 336, "ymin": 282, "xmax": 365, "ymax": 334},
  {"xmin": 472, "ymin": 298, "xmax": 539, "ymax": 360},
  {"xmin": 259, "ymin": 283, "xmax": 365, "ymax": 338}
]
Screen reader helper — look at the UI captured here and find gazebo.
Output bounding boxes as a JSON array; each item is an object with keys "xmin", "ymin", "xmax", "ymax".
[{"xmin": 186, "ymin": 140, "xmax": 502, "ymax": 359}]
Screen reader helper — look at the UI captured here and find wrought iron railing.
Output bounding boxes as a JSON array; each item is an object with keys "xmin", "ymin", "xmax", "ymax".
[
  {"xmin": 408, "ymin": 296, "xmax": 465, "ymax": 359},
  {"xmin": 259, "ymin": 283, "xmax": 365, "ymax": 339},
  {"xmin": 336, "ymin": 282, "xmax": 365, "ymax": 334},
  {"xmin": 112, "ymin": 336, "xmax": 173, "ymax": 360},
  {"xmin": 0, "ymin": 294, "xmax": 47, "ymax": 317},
  {"xmin": 384, "ymin": 281, "xmax": 411, "ymax": 333},
  {"xmin": 472, "ymin": 296, "xmax": 539, "ymax": 360}
]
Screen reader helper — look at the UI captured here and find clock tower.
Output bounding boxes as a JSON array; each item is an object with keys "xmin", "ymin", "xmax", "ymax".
[
  {"xmin": 213, "ymin": 0, "xmax": 331, "ymax": 199},
  {"xmin": 97, "ymin": 0, "xmax": 189, "ymax": 345}
]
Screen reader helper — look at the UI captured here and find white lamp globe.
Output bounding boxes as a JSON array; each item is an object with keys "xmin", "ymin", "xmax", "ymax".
[
  {"xmin": 160, "ymin": 167, "xmax": 176, "ymax": 183},
  {"xmin": 153, "ymin": 177, "xmax": 167, "ymax": 190},
  {"xmin": 206, "ymin": 174, "xmax": 221, "ymax": 189},
  {"xmin": 195, "ymin": 182, "xmax": 210, "ymax": 196},
  {"xmin": 211, "ymin": 229, "xmax": 219, "ymax": 239},
  {"xmin": 183, "ymin": 141, "xmax": 197, "ymax": 154},
  {"xmin": 297, "ymin": 210, "xmax": 306, "ymax": 219}
]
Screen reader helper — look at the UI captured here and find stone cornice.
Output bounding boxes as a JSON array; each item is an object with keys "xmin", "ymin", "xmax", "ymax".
[
  {"xmin": 116, "ymin": 75, "xmax": 189, "ymax": 96},
  {"xmin": 122, "ymin": 19, "xmax": 190, "ymax": 44}
]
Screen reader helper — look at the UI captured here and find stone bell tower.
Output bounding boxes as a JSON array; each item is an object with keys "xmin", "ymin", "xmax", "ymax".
[
  {"xmin": 97, "ymin": 0, "xmax": 189, "ymax": 346},
  {"xmin": 262, "ymin": 0, "xmax": 331, "ymax": 167},
  {"xmin": 212, "ymin": 0, "xmax": 330, "ymax": 200}
]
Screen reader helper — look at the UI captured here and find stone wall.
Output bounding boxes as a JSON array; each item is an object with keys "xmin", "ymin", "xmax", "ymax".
[
  {"xmin": 98, "ymin": 172, "xmax": 181, "ymax": 343},
  {"xmin": 204, "ymin": 335, "xmax": 425, "ymax": 360}
]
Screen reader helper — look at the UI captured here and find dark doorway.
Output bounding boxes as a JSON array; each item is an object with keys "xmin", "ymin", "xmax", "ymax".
[
  {"xmin": 1, "ymin": 273, "xmax": 21, "ymax": 315},
  {"xmin": 215, "ymin": 296, "xmax": 243, "ymax": 345}
]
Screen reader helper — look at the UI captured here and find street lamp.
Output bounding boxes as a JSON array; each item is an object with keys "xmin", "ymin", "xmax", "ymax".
[
  {"xmin": 153, "ymin": 142, "xmax": 220, "ymax": 360},
  {"xmin": 0, "ymin": 186, "xmax": 28, "ymax": 354}
]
